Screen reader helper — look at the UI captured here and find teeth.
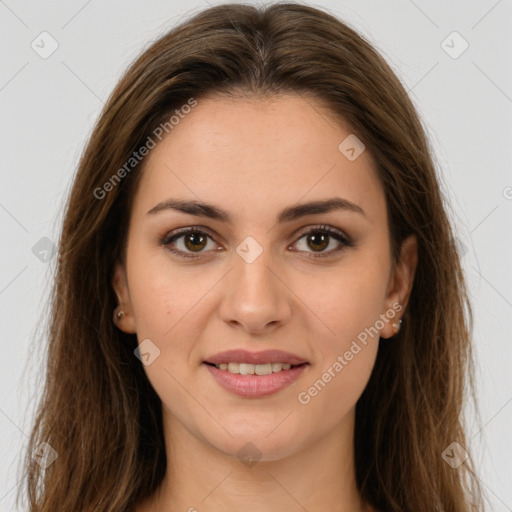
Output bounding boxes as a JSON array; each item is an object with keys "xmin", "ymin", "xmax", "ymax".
[
  {"xmin": 255, "ymin": 363, "xmax": 272, "ymax": 375},
  {"xmin": 228, "ymin": 362, "xmax": 239, "ymax": 373},
  {"xmin": 215, "ymin": 362, "xmax": 294, "ymax": 374}
]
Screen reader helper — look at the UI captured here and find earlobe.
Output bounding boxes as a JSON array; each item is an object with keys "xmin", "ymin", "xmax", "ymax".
[
  {"xmin": 380, "ymin": 234, "xmax": 418, "ymax": 340},
  {"xmin": 111, "ymin": 262, "xmax": 137, "ymax": 334}
]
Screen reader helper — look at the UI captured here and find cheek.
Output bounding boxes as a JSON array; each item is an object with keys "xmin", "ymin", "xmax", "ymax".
[
  {"xmin": 295, "ymin": 344, "xmax": 377, "ymax": 444},
  {"xmin": 125, "ymin": 254, "xmax": 210, "ymax": 425},
  {"xmin": 294, "ymin": 276, "xmax": 384, "ymax": 429},
  {"xmin": 305, "ymin": 258, "xmax": 390, "ymax": 350},
  {"xmin": 126, "ymin": 248, "xmax": 206, "ymax": 339},
  {"xmin": 125, "ymin": 249, "xmax": 219, "ymax": 394},
  {"xmin": 295, "ymin": 255, "xmax": 388, "ymax": 406}
]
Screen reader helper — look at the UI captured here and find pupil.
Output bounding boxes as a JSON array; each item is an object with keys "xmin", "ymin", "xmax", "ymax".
[
  {"xmin": 186, "ymin": 233, "xmax": 206, "ymax": 251},
  {"xmin": 309, "ymin": 233, "xmax": 328, "ymax": 251}
]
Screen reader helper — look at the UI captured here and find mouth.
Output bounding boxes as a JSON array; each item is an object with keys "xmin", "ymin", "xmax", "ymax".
[
  {"xmin": 204, "ymin": 348, "xmax": 309, "ymax": 367},
  {"xmin": 202, "ymin": 349, "xmax": 310, "ymax": 398},
  {"xmin": 203, "ymin": 362, "xmax": 309, "ymax": 398},
  {"xmin": 203, "ymin": 361, "xmax": 308, "ymax": 375}
]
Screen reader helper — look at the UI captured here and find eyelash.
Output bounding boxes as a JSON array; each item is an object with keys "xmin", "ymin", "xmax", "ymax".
[{"xmin": 160, "ymin": 225, "xmax": 353, "ymax": 260}]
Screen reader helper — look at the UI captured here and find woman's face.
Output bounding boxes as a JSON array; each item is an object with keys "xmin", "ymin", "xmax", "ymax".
[{"xmin": 113, "ymin": 93, "xmax": 417, "ymax": 461}]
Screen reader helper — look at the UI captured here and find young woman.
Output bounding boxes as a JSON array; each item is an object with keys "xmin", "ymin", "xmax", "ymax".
[{"xmin": 21, "ymin": 2, "xmax": 486, "ymax": 511}]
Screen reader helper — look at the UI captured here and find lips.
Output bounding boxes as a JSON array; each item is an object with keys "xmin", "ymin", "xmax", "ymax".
[
  {"xmin": 204, "ymin": 349, "xmax": 308, "ymax": 366},
  {"xmin": 203, "ymin": 349, "xmax": 309, "ymax": 398}
]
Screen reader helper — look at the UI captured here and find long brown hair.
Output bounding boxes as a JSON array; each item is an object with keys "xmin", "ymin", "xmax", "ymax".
[{"xmin": 20, "ymin": 2, "xmax": 486, "ymax": 511}]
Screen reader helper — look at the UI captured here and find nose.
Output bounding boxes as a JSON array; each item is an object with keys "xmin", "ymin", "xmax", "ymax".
[{"xmin": 218, "ymin": 247, "xmax": 292, "ymax": 335}]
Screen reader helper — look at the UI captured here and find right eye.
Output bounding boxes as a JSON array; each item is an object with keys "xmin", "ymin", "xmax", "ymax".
[{"xmin": 161, "ymin": 227, "xmax": 220, "ymax": 259}]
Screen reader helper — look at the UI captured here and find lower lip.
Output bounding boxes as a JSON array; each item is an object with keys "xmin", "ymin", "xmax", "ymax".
[{"xmin": 204, "ymin": 363, "xmax": 308, "ymax": 398}]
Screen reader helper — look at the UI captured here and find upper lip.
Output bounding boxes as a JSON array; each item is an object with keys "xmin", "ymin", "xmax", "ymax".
[{"xmin": 204, "ymin": 349, "xmax": 308, "ymax": 366}]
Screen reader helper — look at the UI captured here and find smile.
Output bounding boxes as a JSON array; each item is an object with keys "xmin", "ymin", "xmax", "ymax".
[{"xmin": 211, "ymin": 362, "xmax": 294, "ymax": 374}]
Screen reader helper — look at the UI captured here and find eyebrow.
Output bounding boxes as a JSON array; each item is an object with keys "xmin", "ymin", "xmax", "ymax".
[{"xmin": 147, "ymin": 197, "xmax": 366, "ymax": 223}]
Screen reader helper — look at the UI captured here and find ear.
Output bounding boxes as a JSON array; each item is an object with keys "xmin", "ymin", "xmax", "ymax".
[
  {"xmin": 380, "ymin": 234, "xmax": 418, "ymax": 339},
  {"xmin": 111, "ymin": 262, "xmax": 137, "ymax": 334}
]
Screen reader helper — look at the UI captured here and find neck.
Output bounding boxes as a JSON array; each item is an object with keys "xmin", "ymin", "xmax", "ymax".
[{"xmin": 142, "ymin": 406, "xmax": 370, "ymax": 512}]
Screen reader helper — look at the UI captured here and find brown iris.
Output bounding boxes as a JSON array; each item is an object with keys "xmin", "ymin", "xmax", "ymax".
[
  {"xmin": 184, "ymin": 232, "xmax": 208, "ymax": 252},
  {"xmin": 306, "ymin": 232, "xmax": 329, "ymax": 252}
]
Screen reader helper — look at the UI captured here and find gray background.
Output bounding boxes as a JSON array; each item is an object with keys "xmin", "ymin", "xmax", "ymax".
[{"xmin": 1, "ymin": 0, "xmax": 511, "ymax": 510}]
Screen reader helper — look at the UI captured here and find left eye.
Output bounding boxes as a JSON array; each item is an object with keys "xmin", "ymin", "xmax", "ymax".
[
  {"xmin": 293, "ymin": 228, "xmax": 351, "ymax": 257},
  {"xmin": 161, "ymin": 226, "xmax": 352, "ymax": 259}
]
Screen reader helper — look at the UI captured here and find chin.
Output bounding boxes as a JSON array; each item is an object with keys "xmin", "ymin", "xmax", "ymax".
[
  {"xmin": 214, "ymin": 435, "xmax": 304, "ymax": 464},
  {"xmin": 200, "ymin": 416, "xmax": 310, "ymax": 463}
]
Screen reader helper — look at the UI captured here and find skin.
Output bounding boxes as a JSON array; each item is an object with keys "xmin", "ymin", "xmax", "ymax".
[{"xmin": 112, "ymin": 93, "xmax": 418, "ymax": 512}]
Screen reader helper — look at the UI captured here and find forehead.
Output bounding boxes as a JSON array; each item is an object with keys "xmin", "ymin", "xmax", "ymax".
[{"xmin": 132, "ymin": 93, "xmax": 385, "ymax": 224}]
